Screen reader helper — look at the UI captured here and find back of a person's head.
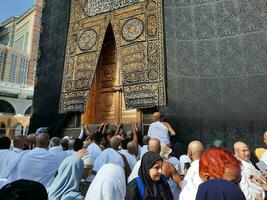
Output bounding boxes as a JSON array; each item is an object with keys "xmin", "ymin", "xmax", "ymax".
[
  {"xmin": 73, "ymin": 138, "xmax": 83, "ymax": 151},
  {"xmin": 60, "ymin": 138, "xmax": 69, "ymax": 151},
  {"xmin": 188, "ymin": 140, "xmax": 204, "ymax": 160},
  {"xmin": 110, "ymin": 136, "xmax": 121, "ymax": 150},
  {"xmin": 0, "ymin": 179, "xmax": 48, "ymax": 200},
  {"xmin": 106, "ymin": 129, "xmax": 115, "ymax": 137},
  {"xmin": 121, "ymin": 137, "xmax": 131, "ymax": 150},
  {"xmin": 148, "ymin": 138, "xmax": 161, "ymax": 154},
  {"xmin": 142, "ymin": 135, "xmax": 150, "ymax": 145},
  {"xmin": 36, "ymin": 133, "xmax": 49, "ymax": 148},
  {"xmin": 199, "ymin": 147, "xmax": 240, "ymax": 179},
  {"xmin": 213, "ymin": 139, "xmax": 225, "ymax": 148},
  {"xmin": 49, "ymin": 137, "xmax": 61, "ymax": 148},
  {"xmin": 94, "ymin": 132, "xmax": 102, "ymax": 145},
  {"xmin": 0, "ymin": 136, "xmax": 11, "ymax": 149},
  {"xmin": 13, "ymin": 136, "xmax": 26, "ymax": 150},
  {"xmin": 127, "ymin": 141, "xmax": 136, "ymax": 155},
  {"xmin": 126, "ymin": 130, "xmax": 133, "ymax": 140}
]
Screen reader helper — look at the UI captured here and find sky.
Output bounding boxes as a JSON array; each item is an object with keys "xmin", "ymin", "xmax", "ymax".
[{"xmin": 0, "ymin": 0, "xmax": 35, "ymax": 24}]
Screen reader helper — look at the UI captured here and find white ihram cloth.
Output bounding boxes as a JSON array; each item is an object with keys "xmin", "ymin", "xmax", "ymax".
[
  {"xmin": 148, "ymin": 121, "xmax": 170, "ymax": 144},
  {"xmin": 93, "ymin": 148, "xmax": 125, "ymax": 172},
  {"xmin": 239, "ymin": 159, "xmax": 265, "ymax": 200},
  {"xmin": 140, "ymin": 145, "xmax": 148, "ymax": 159},
  {"xmin": 183, "ymin": 159, "xmax": 199, "ymax": 188},
  {"xmin": 0, "ymin": 150, "xmax": 18, "ymax": 176},
  {"xmin": 87, "ymin": 143, "xmax": 102, "ymax": 160},
  {"xmin": 85, "ymin": 163, "xmax": 126, "ymax": 200},
  {"xmin": 15, "ymin": 147, "xmax": 60, "ymax": 188},
  {"xmin": 49, "ymin": 146, "xmax": 68, "ymax": 165},
  {"xmin": 119, "ymin": 149, "xmax": 137, "ymax": 170},
  {"xmin": 179, "ymin": 155, "xmax": 192, "ymax": 175},
  {"xmin": 128, "ymin": 160, "xmax": 141, "ymax": 183},
  {"xmin": 179, "ymin": 172, "xmax": 202, "ymax": 200}
]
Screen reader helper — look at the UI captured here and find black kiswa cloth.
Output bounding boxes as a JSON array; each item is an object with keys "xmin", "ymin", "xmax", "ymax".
[{"xmin": 138, "ymin": 151, "xmax": 173, "ymax": 200}]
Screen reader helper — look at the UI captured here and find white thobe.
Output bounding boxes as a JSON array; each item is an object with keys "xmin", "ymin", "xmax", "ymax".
[
  {"xmin": 239, "ymin": 159, "xmax": 265, "ymax": 200},
  {"xmin": 15, "ymin": 147, "xmax": 60, "ymax": 188},
  {"xmin": 93, "ymin": 148, "xmax": 125, "ymax": 172},
  {"xmin": 49, "ymin": 146, "xmax": 68, "ymax": 165},
  {"xmin": 87, "ymin": 143, "xmax": 102, "ymax": 160},
  {"xmin": 148, "ymin": 121, "xmax": 170, "ymax": 144},
  {"xmin": 119, "ymin": 149, "xmax": 137, "ymax": 170}
]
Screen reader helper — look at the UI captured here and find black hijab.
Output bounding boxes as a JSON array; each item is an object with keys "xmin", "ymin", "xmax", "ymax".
[
  {"xmin": 0, "ymin": 179, "xmax": 48, "ymax": 200},
  {"xmin": 138, "ymin": 151, "xmax": 173, "ymax": 200}
]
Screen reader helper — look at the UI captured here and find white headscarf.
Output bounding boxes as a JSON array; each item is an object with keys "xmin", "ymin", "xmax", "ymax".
[
  {"xmin": 85, "ymin": 163, "xmax": 126, "ymax": 200},
  {"xmin": 93, "ymin": 148, "xmax": 124, "ymax": 172},
  {"xmin": 48, "ymin": 155, "xmax": 84, "ymax": 200},
  {"xmin": 87, "ymin": 143, "xmax": 102, "ymax": 160}
]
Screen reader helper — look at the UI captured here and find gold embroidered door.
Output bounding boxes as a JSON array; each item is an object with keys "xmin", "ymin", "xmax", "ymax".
[
  {"xmin": 82, "ymin": 25, "xmax": 140, "ymax": 124},
  {"xmin": 60, "ymin": 0, "xmax": 166, "ymax": 125}
]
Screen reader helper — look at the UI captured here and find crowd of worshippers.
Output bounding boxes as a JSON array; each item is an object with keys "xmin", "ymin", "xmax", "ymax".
[{"xmin": 1, "ymin": 112, "xmax": 267, "ymax": 200}]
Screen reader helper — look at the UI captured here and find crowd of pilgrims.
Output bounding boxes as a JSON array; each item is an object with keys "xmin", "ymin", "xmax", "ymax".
[{"xmin": 1, "ymin": 112, "xmax": 267, "ymax": 199}]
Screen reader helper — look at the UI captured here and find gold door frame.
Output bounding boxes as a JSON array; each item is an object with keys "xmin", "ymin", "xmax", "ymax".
[{"xmin": 59, "ymin": 0, "xmax": 166, "ymax": 113}]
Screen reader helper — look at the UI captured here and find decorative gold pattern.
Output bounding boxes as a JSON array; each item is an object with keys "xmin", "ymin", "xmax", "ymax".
[{"xmin": 59, "ymin": 0, "xmax": 166, "ymax": 113}]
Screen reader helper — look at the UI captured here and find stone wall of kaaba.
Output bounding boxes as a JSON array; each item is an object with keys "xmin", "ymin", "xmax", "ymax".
[
  {"xmin": 30, "ymin": 0, "xmax": 267, "ymax": 148},
  {"xmin": 162, "ymin": 0, "xmax": 267, "ymax": 149}
]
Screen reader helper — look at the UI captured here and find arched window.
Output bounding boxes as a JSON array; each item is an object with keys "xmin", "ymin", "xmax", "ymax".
[
  {"xmin": 0, "ymin": 100, "xmax": 15, "ymax": 115},
  {"xmin": 24, "ymin": 106, "xmax": 31, "ymax": 115}
]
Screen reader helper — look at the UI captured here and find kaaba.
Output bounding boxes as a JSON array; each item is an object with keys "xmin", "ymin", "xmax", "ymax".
[{"xmin": 30, "ymin": 0, "xmax": 267, "ymax": 149}]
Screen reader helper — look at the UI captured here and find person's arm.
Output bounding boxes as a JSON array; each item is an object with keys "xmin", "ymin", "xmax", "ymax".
[
  {"xmin": 163, "ymin": 122, "xmax": 176, "ymax": 136},
  {"xmin": 102, "ymin": 122, "xmax": 109, "ymax": 134},
  {"xmin": 171, "ymin": 166, "xmax": 183, "ymax": 188},
  {"xmin": 115, "ymin": 122, "xmax": 122, "ymax": 136},
  {"xmin": 131, "ymin": 122, "xmax": 139, "ymax": 154},
  {"xmin": 75, "ymin": 148, "xmax": 88, "ymax": 158},
  {"xmin": 97, "ymin": 122, "xmax": 105, "ymax": 133}
]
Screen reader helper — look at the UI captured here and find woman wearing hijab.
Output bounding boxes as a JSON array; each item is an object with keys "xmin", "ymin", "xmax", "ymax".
[
  {"xmin": 85, "ymin": 163, "xmax": 126, "ymax": 200},
  {"xmin": 48, "ymin": 149, "xmax": 87, "ymax": 200},
  {"xmin": 196, "ymin": 179, "xmax": 246, "ymax": 200},
  {"xmin": 126, "ymin": 151, "xmax": 173, "ymax": 200}
]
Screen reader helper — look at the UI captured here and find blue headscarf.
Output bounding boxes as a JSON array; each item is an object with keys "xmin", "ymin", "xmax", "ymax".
[
  {"xmin": 48, "ymin": 155, "xmax": 84, "ymax": 200},
  {"xmin": 196, "ymin": 179, "xmax": 246, "ymax": 200}
]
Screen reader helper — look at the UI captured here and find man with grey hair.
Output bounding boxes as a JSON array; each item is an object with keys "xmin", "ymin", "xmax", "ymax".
[
  {"xmin": 234, "ymin": 141, "xmax": 265, "ymax": 200},
  {"xmin": 49, "ymin": 137, "xmax": 67, "ymax": 165}
]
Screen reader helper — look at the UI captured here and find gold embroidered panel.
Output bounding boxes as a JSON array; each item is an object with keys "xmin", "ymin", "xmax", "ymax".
[{"xmin": 59, "ymin": 0, "xmax": 166, "ymax": 113}]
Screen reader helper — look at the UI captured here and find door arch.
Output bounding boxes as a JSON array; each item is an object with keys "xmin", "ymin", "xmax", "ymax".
[{"xmin": 82, "ymin": 24, "xmax": 140, "ymax": 124}]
